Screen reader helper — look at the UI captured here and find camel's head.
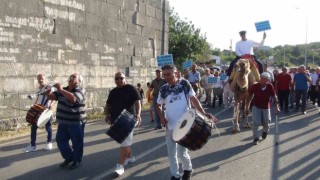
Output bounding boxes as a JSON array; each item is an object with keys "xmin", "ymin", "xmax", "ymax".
[{"xmin": 236, "ymin": 58, "xmax": 251, "ymax": 76}]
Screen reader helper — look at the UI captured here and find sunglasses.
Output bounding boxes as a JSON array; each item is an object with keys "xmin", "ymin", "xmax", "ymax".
[{"xmin": 115, "ymin": 77, "xmax": 124, "ymax": 81}]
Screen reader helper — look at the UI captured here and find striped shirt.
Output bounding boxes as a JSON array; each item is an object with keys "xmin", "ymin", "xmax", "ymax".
[{"xmin": 53, "ymin": 86, "xmax": 87, "ymax": 125}]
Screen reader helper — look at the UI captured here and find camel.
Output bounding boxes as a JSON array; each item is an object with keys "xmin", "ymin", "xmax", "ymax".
[{"xmin": 229, "ymin": 57, "xmax": 260, "ymax": 133}]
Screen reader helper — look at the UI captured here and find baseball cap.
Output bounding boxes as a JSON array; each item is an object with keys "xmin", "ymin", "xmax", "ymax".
[
  {"xmin": 261, "ymin": 72, "xmax": 271, "ymax": 80},
  {"xmin": 239, "ymin": 30, "xmax": 246, "ymax": 35}
]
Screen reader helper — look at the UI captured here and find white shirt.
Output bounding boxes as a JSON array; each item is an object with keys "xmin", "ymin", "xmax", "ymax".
[
  {"xmin": 212, "ymin": 76, "xmax": 222, "ymax": 88},
  {"xmin": 265, "ymin": 70, "xmax": 275, "ymax": 82},
  {"xmin": 235, "ymin": 39, "xmax": 265, "ymax": 56},
  {"xmin": 201, "ymin": 74, "xmax": 214, "ymax": 89},
  {"xmin": 36, "ymin": 85, "xmax": 53, "ymax": 108},
  {"xmin": 188, "ymin": 71, "xmax": 200, "ymax": 84},
  {"xmin": 157, "ymin": 80, "xmax": 195, "ymax": 130},
  {"xmin": 310, "ymin": 73, "xmax": 319, "ymax": 85}
]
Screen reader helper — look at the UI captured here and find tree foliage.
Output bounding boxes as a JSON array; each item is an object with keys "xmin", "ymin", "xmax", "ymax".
[
  {"xmin": 168, "ymin": 7, "xmax": 320, "ymax": 69},
  {"xmin": 169, "ymin": 9, "xmax": 210, "ymax": 69}
]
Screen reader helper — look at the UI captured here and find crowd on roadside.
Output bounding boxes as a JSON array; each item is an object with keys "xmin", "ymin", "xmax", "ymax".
[{"xmin": 137, "ymin": 63, "xmax": 320, "ymax": 123}]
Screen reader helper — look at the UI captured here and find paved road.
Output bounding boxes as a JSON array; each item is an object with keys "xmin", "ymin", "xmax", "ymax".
[{"xmin": 0, "ymin": 102, "xmax": 319, "ymax": 180}]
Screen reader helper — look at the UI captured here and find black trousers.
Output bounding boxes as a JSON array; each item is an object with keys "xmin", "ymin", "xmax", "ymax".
[
  {"xmin": 310, "ymin": 85, "xmax": 317, "ymax": 104},
  {"xmin": 278, "ymin": 90, "xmax": 290, "ymax": 110}
]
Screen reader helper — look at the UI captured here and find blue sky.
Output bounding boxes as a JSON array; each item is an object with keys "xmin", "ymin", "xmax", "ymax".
[{"xmin": 169, "ymin": 0, "xmax": 320, "ymax": 50}]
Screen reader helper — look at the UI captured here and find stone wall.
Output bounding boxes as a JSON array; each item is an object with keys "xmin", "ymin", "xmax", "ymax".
[{"xmin": 0, "ymin": 0, "xmax": 169, "ymax": 130}]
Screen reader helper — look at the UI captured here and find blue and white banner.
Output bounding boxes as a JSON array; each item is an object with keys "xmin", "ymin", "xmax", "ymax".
[
  {"xmin": 220, "ymin": 74, "xmax": 227, "ymax": 81},
  {"xmin": 157, "ymin": 54, "xmax": 173, "ymax": 67},
  {"xmin": 255, "ymin": 20, "xmax": 271, "ymax": 32},
  {"xmin": 182, "ymin": 60, "xmax": 193, "ymax": 70},
  {"xmin": 208, "ymin": 77, "xmax": 218, "ymax": 84}
]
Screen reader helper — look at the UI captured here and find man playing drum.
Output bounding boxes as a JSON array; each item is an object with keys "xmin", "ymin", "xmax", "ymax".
[
  {"xmin": 104, "ymin": 72, "xmax": 142, "ymax": 177},
  {"xmin": 24, "ymin": 74, "xmax": 53, "ymax": 152},
  {"xmin": 156, "ymin": 64, "xmax": 216, "ymax": 180}
]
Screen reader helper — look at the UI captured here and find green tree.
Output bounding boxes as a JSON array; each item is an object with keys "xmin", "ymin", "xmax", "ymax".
[{"xmin": 169, "ymin": 9, "xmax": 210, "ymax": 69}]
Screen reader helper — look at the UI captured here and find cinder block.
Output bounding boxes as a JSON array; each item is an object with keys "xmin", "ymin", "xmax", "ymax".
[
  {"xmin": 146, "ymin": 5, "xmax": 156, "ymax": 18},
  {"xmin": 128, "ymin": 24, "xmax": 142, "ymax": 36},
  {"xmin": 102, "ymin": 3, "xmax": 120, "ymax": 20},
  {"xmin": 84, "ymin": 0, "xmax": 102, "ymax": 14},
  {"xmin": 107, "ymin": 0, "xmax": 124, "ymax": 7}
]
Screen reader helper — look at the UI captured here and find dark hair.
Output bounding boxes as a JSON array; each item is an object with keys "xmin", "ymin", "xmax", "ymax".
[
  {"xmin": 161, "ymin": 64, "xmax": 176, "ymax": 71},
  {"xmin": 147, "ymin": 82, "xmax": 150, "ymax": 86},
  {"xmin": 137, "ymin": 83, "xmax": 141, "ymax": 87}
]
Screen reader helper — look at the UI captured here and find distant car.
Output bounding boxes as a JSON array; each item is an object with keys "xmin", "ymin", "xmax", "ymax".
[{"xmin": 210, "ymin": 66, "xmax": 221, "ymax": 71}]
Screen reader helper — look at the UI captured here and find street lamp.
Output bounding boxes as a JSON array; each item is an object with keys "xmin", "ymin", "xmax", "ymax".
[
  {"xmin": 295, "ymin": 7, "xmax": 308, "ymax": 67},
  {"xmin": 304, "ymin": 17, "xmax": 308, "ymax": 67},
  {"xmin": 283, "ymin": 46, "xmax": 286, "ymax": 66}
]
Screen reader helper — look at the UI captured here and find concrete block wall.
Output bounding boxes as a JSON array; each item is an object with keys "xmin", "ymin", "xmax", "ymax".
[{"xmin": 0, "ymin": 0, "xmax": 169, "ymax": 130}]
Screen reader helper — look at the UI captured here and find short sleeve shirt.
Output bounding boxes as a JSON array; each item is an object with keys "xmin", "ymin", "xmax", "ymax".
[
  {"xmin": 157, "ymin": 80, "xmax": 195, "ymax": 130},
  {"xmin": 248, "ymin": 83, "xmax": 276, "ymax": 109},
  {"xmin": 107, "ymin": 84, "xmax": 141, "ymax": 123}
]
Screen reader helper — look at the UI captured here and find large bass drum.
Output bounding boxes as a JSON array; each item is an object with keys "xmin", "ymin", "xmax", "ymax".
[
  {"xmin": 172, "ymin": 109, "xmax": 212, "ymax": 151},
  {"xmin": 106, "ymin": 109, "xmax": 137, "ymax": 144},
  {"xmin": 26, "ymin": 104, "xmax": 52, "ymax": 127}
]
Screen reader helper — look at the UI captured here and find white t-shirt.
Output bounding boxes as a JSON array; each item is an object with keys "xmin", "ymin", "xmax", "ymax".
[
  {"xmin": 157, "ymin": 79, "xmax": 195, "ymax": 130},
  {"xmin": 235, "ymin": 39, "xmax": 265, "ymax": 56},
  {"xmin": 188, "ymin": 71, "xmax": 200, "ymax": 84}
]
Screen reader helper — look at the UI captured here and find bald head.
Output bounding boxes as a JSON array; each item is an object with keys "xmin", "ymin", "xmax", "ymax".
[
  {"xmin": 114, "ymin": 72, "xmax": 126, "ymax": 87},
  {"xmin": 37, "ymin": 74, "xmax": 46, "ymax": 87},
  {"xmin": 115, "ymin": 72, "xmax": 125, "ymax": 78}
]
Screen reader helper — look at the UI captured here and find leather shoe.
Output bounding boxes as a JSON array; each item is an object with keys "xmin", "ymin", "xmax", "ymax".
[
  {"xmin": 60, "ymin": 160, "xmax": 72, "ymax": 168},
  {"xmin": 70, "ymin": 162, "xmax": 81, "ymax": 170}
]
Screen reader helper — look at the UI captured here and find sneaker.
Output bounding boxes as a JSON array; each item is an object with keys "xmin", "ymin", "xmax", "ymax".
[
  {"xmin": 114, "ymin": 164, "xmax": 124, "ymax": 176},
  {"xmin": 44, "ymin": 142, "xmax": 53, "ymax": 150},
  {"xmin": 262, "ymin": 132, "xmax": 268, "ymax": 139},
  {"xmin": 253, "ymin": 138, "xmax": 259, "ymax": 145},
  {"xmin": 171, "ymin": 176, "xmax": 180, "ymax": 180},
  {"xmin": 60, "ymin": 160, "xmax": 72, "ymax": 168},
  {"xmin": 124, "ymin": 156, "xmax": 136, "ymax": 165},
  {"xmin": 24, "ymin": 145, "xmax": 36, "ymax": 152},
  {"xmin": 182, "ymin": 170, "xmax": 192, "ymax": 180},
  {"xmin": 302, "ymin": 111, "xmax": 306, "ymax": 115}
]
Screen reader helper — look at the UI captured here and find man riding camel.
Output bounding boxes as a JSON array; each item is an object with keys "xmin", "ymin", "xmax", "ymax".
[{"xmin": 227, "ymin": 30, "xmax": 266, "ymax": 78}]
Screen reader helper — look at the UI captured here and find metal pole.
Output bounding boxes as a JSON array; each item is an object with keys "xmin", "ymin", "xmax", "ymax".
[
  {"xmin": 283, "ymin": 48, "xmax": 286, "ymax": 66},
  {"xmin": 305, "ymin": 17, "xmax": 308, "ymax": 67}
]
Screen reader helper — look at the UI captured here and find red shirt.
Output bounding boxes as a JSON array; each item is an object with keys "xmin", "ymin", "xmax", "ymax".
[
  {"xmin": 248, "ymin": 83, "xmax": 276, "ymax": 109},
  {"xmin": 276, "ymin": 73, "xmax": 292, "ymax": 91}
]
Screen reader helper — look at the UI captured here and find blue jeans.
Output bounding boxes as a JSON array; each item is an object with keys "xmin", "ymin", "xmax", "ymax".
[
  {"xmin": 153, "ymin": 96, "xmax": 161, "ymax": 128},
  {"xmin": 56, "ymin": 123, "xmax": 84, "ymax": 163},
  {"xmin": 166, "ymin": 130, "xmax": 192, "ymax": 178},
  {"xmin": 30, "ymin": 119, "xmax": 52, "ymax": 147}
]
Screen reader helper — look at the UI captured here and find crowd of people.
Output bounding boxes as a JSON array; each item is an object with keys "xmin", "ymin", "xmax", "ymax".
[{"xmin": 22, "ymin": 29, "xmax": 319, "ymax": 180}]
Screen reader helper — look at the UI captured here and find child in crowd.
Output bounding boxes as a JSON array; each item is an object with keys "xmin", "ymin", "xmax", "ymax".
[
  {"xmin": 146, "ymin": 82, "xmax": 154, "ymax": 122},
  {"xmin": 137, "ymin": 83, "xmax": 144, "ymax": 107}
]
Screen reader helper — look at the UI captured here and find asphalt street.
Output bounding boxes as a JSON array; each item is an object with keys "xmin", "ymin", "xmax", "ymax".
[{"xmin": 0, "ymin": 101, "xmax": 319, "ymax": 180}]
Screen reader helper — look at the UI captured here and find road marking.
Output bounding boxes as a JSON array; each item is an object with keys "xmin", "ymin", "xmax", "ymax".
[
  {"xmin": 213, "ymin": 106, "xmax": 232, "ymax": 118},
  {"xmin": 92, "ymin": 141, "xmax": 166, "ymax": 180}
]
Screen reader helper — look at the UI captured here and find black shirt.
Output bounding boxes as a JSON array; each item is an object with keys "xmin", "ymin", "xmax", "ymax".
[{"xmin": 107, "ymin": 84, "xmax": 141, "ymax": 123}]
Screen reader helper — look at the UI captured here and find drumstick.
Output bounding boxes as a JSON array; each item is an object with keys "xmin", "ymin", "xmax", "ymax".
[
  {"xmin": 12, "ymin": 106, "xmax": 29, "ymax": 111},
  {"xmin": 200, "ymin": 112, "xmax": 220, "ymax": 136}
]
